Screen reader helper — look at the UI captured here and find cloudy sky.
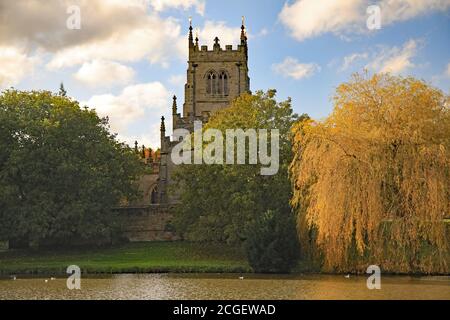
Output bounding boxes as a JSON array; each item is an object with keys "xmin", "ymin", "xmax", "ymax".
[{"xmin": 1, "ymin": 0, "xmax": 449, "ymax": 148}]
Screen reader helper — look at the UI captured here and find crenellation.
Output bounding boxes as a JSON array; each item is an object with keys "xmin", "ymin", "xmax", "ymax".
[
  {"xmin": 157, "ymin": 18, "xmax": 250, "ymax": 204},
  {"xmin": 190, "ymin": 46, "xmax": 246, "ymax": 56}
]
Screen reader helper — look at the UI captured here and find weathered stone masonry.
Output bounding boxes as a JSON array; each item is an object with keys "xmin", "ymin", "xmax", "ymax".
[
  {"xmin": 117, "ymin": 205, "xmax": 178, "ymax": 242},
  {"xmin": 121, "ymin": 18, "xmax": 250, "ymax": 241},
  {"xmin": 158, "ymin": 18, "xmax": 250, "ymax": 205}
]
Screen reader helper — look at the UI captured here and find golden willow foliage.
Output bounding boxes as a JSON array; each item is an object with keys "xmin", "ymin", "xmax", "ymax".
[{"xmin": 290, "ymin": 73, "xmax": 450, "ymax": 273}]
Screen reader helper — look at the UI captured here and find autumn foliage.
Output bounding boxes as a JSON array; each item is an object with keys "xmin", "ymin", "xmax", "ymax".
[{"xmin": 290, "ymin": 73, "xmax": 449, "ymax": 273}]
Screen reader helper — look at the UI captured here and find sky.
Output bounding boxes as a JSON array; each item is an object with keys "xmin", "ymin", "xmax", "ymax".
[{"xmin": 1, "ymin": 0, "xmax": 449, "ymax": 148}]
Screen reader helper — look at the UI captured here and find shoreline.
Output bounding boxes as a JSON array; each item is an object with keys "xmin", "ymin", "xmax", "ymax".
[
  {"xmin": 2, "ymin": 271, "xmax": 450, "ymax": 279},
  {"xmin": 1, "ymin": 242, "xmax": 448, "ymax": 277}
]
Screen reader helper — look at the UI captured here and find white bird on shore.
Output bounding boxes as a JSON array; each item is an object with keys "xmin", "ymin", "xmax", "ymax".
[
  {"xmin": 344, "ymin": 274, "xmax": 350, "ymax": 279},
  {"xmin": 12, "ymin": 276, "xmax": 16, "ymax": 281},
  {"xmin": 44, "ymin": 279, "xmax": 48, "ymax": 283},
  {"xmin": 239, "ymin": 276, "xmax": 244, "ymax": 280},
  {"xmin": 50, "ymin": 277, "xmax": 56, "ymax": 280}
]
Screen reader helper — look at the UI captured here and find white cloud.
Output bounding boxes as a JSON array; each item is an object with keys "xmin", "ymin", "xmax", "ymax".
[
  {"xmin": 74, "ymin": 60, "xmax": 135, "ymax": 88},
  {"xmin": 168, "ymin": 74, "xmax": 185, "ymax": 87},
  {"xmin": 279, "ymin": 0, "xmax": 365, "ymax": 41},
  {"xmin": 0, "ymin": 1, "xmax": 186, "ymax": 72},
  {"xmin": 149, "ymin": 0, "xmax": 206, "ymax": 15},
  {"xmin": 272, "ymin": 57, "xmax": 320, "ymax": 80},
  {"xmin": 0, "ymin": 0, "xmax": 150, "ymax": 51},
  {"xmin": 340, "ymin": 52, "xmax": 368, "ymax": 71},
  {"xmin": 446, "ymin": 63, "xmax": 450, "ymax": 77},
  {"xmin": 83, "ymin": 82, "xmax": 170, "ymax": 134},
  {"xmin": 196, "ymin": 20, "xmax": 242, "ymax": 48},
  {"xmin": 337, "ymin": 39, "xmax": 421, "ymax": 74},
  {"xmin": 0, "ymin": 46, "xmax": 40, "ymax": 89},
  {"xmin": 380, "ymin": 0, "xmax": 450, "ymax": 25},
  {"xmin": 366, "ymin": 39, "xmax": 419, "ymax": 74},
  {"xmin": 117, "ymin": 125, "xmax": 162, "ymax": 150},
  {"xmin": 47, "ymin": 15, "xmax": 185, "ymax": 70},
  {"xmin": 122, "ymin": 119, "xmax": 174, "ymax": 149},
  {"xmin": 257, "ymin": 28, "xmax": 269, "ymax": 37},
  {"xmin": 279, "ymin": 0, "xmax": 450, "ymax": 41}
]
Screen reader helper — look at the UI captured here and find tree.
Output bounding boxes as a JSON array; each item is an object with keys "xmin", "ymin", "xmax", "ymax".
[
  {"xmin": 245, "ymin": 209, "xmax": 300, "ymax": 273},
  {"xmin": 173, "ymin": 90, "xmax": 300, "ymax": 246},
  {"xmin": 0, "ymin": 89, "xmax": 142, "ymax": 245},
  {"xmin": 290, "ymin": 73, "xmax": 450, "ymax": 273}
]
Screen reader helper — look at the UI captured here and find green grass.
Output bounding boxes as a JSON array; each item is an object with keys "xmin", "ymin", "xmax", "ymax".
[{"xmin": 0, "ymin": 241, "xmax": 252, "ymax": 275}]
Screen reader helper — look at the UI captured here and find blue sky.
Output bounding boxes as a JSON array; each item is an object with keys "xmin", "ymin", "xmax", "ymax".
[{"xmin": 1, "ymin": 0, "xmax": 449, "ymax": 148}]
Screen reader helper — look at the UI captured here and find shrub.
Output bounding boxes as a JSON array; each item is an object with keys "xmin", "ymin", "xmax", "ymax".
[{"xmin": 245, "ymin": 210, "xmax": 300, "ymax": 273}]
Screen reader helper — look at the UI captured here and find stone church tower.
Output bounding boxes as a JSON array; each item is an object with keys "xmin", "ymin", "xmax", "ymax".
[{"xmin": 156, "ymin": 18, "xmax": 250, "ymax": 204}]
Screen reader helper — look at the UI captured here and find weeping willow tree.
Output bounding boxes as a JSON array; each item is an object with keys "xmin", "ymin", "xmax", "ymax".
[{"xmin": 290, "ymin": 73, "xmax": 450, "ymax": 273}]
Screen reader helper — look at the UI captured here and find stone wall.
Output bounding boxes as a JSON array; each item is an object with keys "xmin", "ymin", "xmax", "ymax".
[
  {"xmin": 183, "ymin": 43, "xmax": 250, "ymax": 119},
  {"xmin": 0, "ymin": 241, "xmax": 9, "ymax": 251},
  {"xmin": 116, "ymin": 204, "xmax": 179, "ymax": 242}
]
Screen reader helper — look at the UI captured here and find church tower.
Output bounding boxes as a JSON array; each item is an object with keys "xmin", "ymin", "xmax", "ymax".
[
  {"xmin": 158, "ymin": 18, "xmax": 251, "ymax": 204},
  {"xmin": 173, "ymin": 17, "xmax": 250, "ymax": 132}
]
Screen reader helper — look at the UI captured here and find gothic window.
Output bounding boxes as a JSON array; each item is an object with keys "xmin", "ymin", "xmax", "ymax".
[
  {"xmin": 219, "ymin": 71, "xmax": 229, "ymax": 95},
  {"xmin": 206, "ymin": 71, "xmax": 217, "ymax": 94},
  {"xmin": 150, "ymin": 185, "xmax": 158, "ymax": 204},
  {"xmin": 206, "ymin": 71, "xmax": 229, "ymax": 96}
]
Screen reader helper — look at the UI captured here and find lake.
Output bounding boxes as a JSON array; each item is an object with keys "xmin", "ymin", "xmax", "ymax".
[{"xmin": 0, "ymin": 273, "xmax": 449, "ymax": 300}]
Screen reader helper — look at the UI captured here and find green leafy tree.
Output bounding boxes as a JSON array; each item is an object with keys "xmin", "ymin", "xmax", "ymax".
[
  {"xmin": 245, "ymin": 209, "xmax": 300, "ymax": 273},
  {"xmin": 0, "ymin": 89, "xmax": 142, "ymax": 245},
  {"xmin": 173, "ymin": 90, "xmax": 300, "ymax": 247}
]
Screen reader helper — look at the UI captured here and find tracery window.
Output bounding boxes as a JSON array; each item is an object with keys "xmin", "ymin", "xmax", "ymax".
[
  {"xmin": 219, "ymin": 71, "xmax": 229, "ymax": 95},
  {"xmin": 206, "ymin": 71, "xmax": 229, "ymax": 95},
  {"xmin": 206, "ymin": 71, "xmax": 217, "ymax": 94}
]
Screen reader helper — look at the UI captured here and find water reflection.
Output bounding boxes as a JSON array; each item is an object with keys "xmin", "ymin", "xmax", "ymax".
[{"xmin": 0, "ymin": 274, "xmax": 449, "ymax": 300}]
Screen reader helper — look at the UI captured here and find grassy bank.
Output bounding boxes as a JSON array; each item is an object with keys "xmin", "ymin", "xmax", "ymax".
[{"xmin": 0, "ymin": 241, "xmax": 252, "ymax": 275}]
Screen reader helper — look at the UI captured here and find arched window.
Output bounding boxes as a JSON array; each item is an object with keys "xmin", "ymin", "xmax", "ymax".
[
  {"xmin": 150, "ymin": 185, "xmax": 158, "ymax": 204},
  {"xmin": 219, "ymin": 71, "xmax": 229, "ymax": 95},
  {"xmin": 206, "ymin": 72, "xmax": 217, "ymax": 94},
  {"xmin": 206, "ymin": 71, "xmax": 228, "ymax": 96}
]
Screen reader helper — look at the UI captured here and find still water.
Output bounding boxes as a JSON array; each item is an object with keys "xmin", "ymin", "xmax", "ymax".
[{"xmin": 0, "ymin": 273, "xmax": 449, "ymax": 300}]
